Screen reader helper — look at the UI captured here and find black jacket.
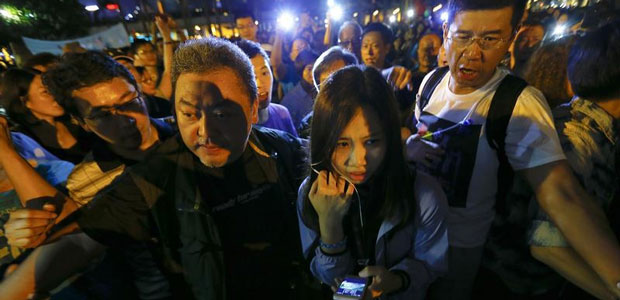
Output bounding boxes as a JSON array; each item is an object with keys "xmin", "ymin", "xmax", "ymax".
[{"xmin": 77, "ymin": 127, "xmax": 307, "ymax": 299}]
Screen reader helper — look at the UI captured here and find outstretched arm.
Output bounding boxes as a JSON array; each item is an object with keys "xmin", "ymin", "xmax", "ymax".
[
  {"xmin": 270, "ymin": 31, "xmax": 289, "ymax": 81},
  {"xmin": 531, "ymin": 245, "xmax": 616, "ymax": 300},
  {"xmin": 154, "ymin": 16, "xmax": 173, "ymax": 100},
  {"xmin": 520, "ymin": 161, "xmax": 620, "ymax": 297},
  {"xmin": 0, "ymin": 232, "xmax": 106, "ymax": 300},
  {"xmin": 0, "ymin": 118, "xmax": 79, "ymax": 248}
]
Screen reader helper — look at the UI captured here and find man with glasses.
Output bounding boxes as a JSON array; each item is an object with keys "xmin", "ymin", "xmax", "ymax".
[
  {"xmin": 406, "ymin": 0, "xmax": 620, "ymax": 299},
  {"xmin": 0, "ymin": 51, "xmax": 174, "ymax": 299},
  {"xmin": 337, "ymin": 21, "xmax": 363, "ymax": 61},
  {"xmin": 235, "ymin": 11, "xmax": 273, "ymax": 55}
]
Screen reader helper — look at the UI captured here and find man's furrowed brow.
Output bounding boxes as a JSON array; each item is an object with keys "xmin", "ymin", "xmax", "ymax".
[{"xmin": 179, "ymin": 98, "xmax": 197, "ymax": 107}]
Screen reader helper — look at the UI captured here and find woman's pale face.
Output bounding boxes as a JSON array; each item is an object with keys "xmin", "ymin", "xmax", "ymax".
[
  {"xmin": 26, "ymin": 75, "xmax": 64, "ymax": 118},
  {"xmin": 331, "ymin": 108, "xmax": 387, "ymax": 185}
]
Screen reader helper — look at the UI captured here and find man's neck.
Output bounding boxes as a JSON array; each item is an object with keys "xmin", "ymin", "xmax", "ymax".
[
  {"xmin": 419, "ymin": 64, "xmax": 431, "ymax": 74},
  {"xmin": 300, "ymin": 79, "xmax": 317, "ymax": 98},
  {"xmin": 31, "ymin": 111, "xmax": 54, "ymax": 125},
  {"xmin": 107, "ymin": 123, "xmax": 160, "ymax": 162},
  {"xmin": 595, "ymin": 98, "xmax": 620, "ymax": 119},
  {"xmin": 139, "ymin": 123, "xmax": 160, "ymax": 151},
  {"xmin": 258, "ymin": 107, "xmax": 270, "ymax": 124}
]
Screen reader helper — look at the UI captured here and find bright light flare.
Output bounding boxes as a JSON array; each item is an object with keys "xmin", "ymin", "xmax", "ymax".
[
  {"xmin": 407, "ymin": 9, "xmax": 414, "ymax": 18},
  {"xmin": 433, "ymin": 4, "xmax": 443, "ymax": 12},
  {"xmin": 553, "ymin": 24, "xmax": 567, "ymax": 36},
  {"xmin": 0, "ymin": 9, "xmax": 18, "ymax": 21},
  {"xmin": 85, "ymin": 5, "xmax": 99, "ymax": 12},
  {"xmin": 329, "ymin": 5, "xmax": 343, "ymax": 21},
  {"xmin": 277, "ymin": 12, "xmax": 295, "ymax": 31},
  {"xmin": 389, "ymin": 15, "xmax": 396, "ymax": 23},
  {"xmin": 440, "ymin": 11, "xmax": 448, "ymax": 21}
]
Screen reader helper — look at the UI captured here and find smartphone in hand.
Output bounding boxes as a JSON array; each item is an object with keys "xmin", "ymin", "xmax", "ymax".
[{"xmin": 333, "ymin": 277, "xmax": 369, "ymax": 300}]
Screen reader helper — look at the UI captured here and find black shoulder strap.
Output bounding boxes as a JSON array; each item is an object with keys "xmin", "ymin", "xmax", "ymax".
[
  {"xmin": 405, "ymin": 66, "xmax": 449, "ymax": 131},
  {"xmin": 485, "ymin": 74, "xmax": 528, "ymax": 213},
  {"xmin": 419, "ymin": 66, "xmax": 450, "ymax": 111}
]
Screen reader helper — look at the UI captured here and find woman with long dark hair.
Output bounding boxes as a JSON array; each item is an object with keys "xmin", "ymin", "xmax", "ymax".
[
  {"xmin": 298, "ymin": 65, "xmax": 448, "ymax": 299},
  {"xmin": 0, "ymin": 68, "xmax": 93, "ymax": 163}
]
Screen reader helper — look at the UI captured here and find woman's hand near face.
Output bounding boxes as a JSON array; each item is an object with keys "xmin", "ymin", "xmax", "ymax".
[{"xmin": 309, "ymin": 170, "xmax": 354, "ymax": 245}]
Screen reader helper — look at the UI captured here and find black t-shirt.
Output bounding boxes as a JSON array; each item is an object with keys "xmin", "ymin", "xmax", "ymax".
[
  {"xmin": 17, "ymin": 116, "xmax": 95, "ymax": 164},
  {"xmin": 195, "ymin": 144, "xmax": 297, "ymax": 297}
]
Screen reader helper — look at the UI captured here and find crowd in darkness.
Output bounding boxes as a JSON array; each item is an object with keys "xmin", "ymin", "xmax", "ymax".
[{"xmin": 0, "ymin": 0, "xmax": 619, "ymax": 299}]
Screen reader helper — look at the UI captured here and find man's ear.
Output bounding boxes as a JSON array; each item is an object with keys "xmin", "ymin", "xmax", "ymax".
[
  {"xmin": 251, "ymin": 98, "xmax": 259, "ymax": 125},
  {"xmin": 21, "ymin": 96, "xmax": 31, "ymax": 110},
  {"xmin": 442, "ymin": 22, "xmax": 449, "ymax": 42}
]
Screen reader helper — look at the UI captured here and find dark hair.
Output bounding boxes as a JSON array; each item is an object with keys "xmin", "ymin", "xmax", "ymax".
[
  {"xmin": 42, "ymin": 51, "xmax": 138, "ymax": 122},
  {"xmin": 0, "ymin": 68, "xmax": 40, "ymax": 126},
  {"xmin": 524, "ymin": 37, "xmax": 574, "ymax": 108},
  {"xmin": 522, "ymin": 18, "xmax": 545, "ymax": 29},
  {"xmin": 234, "ymin": 10, "xmax": 255, "ymax": 21},
  {"xmin": 568, "ymin": 19, "xmax": 620, "ymax": 101},
  {"xmin": 291, "ymin": 35, "xmax": 312, "ymax": 50},
  {"xmin": 23, "ymin": 53, "xmax": 59, "ymax": 70},
  {"xmin": 312, "ymin": 46, "xmax": 358, "ymax": 89},
  {"xmin": 131, "ymin": 39, "xmax": 154, "ymax": 55},
  {"xmin": 113, "ymin": 55, "xmax": 135, "ymax": 64},
  {"xmin": 294, "ymin": 49, "xmax": 319, "ymax": 78},
  {"xmin": 172, "ymin": 38, "xmax": 257, "ymax": 103},
  {"xmin": 338, "ymin": 21, "xmax": 363, "ymax": 40},
  {"xmin": 300, "ymin": 65, "xmax": 415, "ymax": 231},
  {"xmin": 235, "ymin": 39, "xmax": 269, "ymax": 60},
  {"xmin": 362, "ymin": 22, "xmax": 394, "ymax": 45},
  {"xmin": 447, "ymin": 0, "xmax": 527, "ymax": 31}
]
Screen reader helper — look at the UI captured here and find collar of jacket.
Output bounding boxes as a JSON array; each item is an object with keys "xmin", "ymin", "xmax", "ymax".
[{"xmin": 571, "ymin": 97, "xmax": 619, "ymax": 146}]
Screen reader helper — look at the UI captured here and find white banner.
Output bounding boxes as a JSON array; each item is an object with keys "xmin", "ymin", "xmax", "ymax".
[{"xmin": 22, "ymin": 23, "xmax": 130, "ymax": 55}]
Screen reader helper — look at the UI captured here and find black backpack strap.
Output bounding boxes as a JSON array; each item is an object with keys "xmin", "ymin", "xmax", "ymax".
[
  {"xmin": 405, "ymin": 66, "xmax": 449, "ymax": 131},
  {"xmin": 419, "ymin": 66, "xmax": 450, "ymax": 110},
  {"xmin": 485, "ymin": 74, "xmax": 528, "ymax": 214}
]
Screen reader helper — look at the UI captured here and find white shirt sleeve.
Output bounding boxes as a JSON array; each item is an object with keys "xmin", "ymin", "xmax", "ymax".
[{"xmin": 504, "ymin": 86, "xmax": 566, "ymax": 170}]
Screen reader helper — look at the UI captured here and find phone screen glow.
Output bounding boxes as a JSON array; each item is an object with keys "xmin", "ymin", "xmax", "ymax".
[{"xmin": 336, "ymin": 277, "xmax": 366, "ymax": 297}]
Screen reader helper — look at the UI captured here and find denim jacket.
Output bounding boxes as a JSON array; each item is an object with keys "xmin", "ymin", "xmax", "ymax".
[{"xmin": 297, "ymin": 172, "xmax": 449, "ymax": 300}]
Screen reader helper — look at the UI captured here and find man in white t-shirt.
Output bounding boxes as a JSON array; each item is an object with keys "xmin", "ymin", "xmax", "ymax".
[{"xmin": 405, "ymin": 0, "xmax": 620, "ymax": 299}]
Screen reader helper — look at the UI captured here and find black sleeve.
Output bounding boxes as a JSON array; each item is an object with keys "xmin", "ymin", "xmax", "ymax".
[{"xmin": 76, "ymin": 170, "xmax": 153, "ymax": 247}]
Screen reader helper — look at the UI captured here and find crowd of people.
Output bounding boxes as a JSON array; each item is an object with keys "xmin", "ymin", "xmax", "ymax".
[{"xmin": 0, "ymin": 0, "xmax": 619, "ymax": 299}]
